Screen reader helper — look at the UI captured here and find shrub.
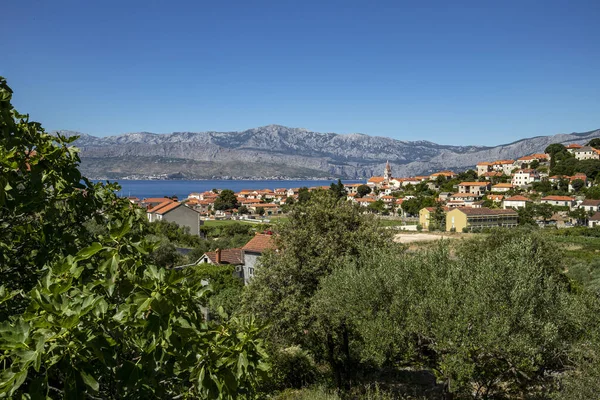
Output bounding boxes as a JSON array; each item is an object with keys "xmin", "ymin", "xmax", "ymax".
[{"xmin": 269, "ymin": 346, "xmax": 319, "ymax": 391}]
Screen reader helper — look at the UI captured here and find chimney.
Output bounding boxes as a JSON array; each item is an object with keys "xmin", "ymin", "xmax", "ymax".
[{"xmin": 215, "ymin": 248, "xmax": 222, "ymax": 264}]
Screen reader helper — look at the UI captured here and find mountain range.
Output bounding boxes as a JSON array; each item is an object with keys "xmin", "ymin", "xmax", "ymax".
[{"xmin": 55, "ymin": 125, "xmax": 600, "ymax": 179}]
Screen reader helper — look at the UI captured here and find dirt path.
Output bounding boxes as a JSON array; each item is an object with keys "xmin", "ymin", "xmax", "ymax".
[{"xmin": 394, "ymin": 233, "xmax": 457, "ymax": 244}]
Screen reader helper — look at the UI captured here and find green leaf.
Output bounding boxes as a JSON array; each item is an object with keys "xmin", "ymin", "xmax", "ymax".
[
  {"xmin": 75, "ymin": 242, "xmax": 103, "ymax": 260},
  {"xmin": 80, "ymin": 371, "xmax": 99, "ymax": 392},
  {"xmin": 237, "ymin": 352, "xmax": 248, "ymax": 379}
]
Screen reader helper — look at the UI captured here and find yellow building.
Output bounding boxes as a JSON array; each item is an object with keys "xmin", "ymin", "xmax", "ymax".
[
  {"xmin": 419, "ymin": 207, "xmax": 433, "ymax": 230},
  {"xmin": 446, "ymin": 207, "xmax": 518, "ymax": 232},
  {"xmin": 419, "ymin": 206, "xmax": 447, "ymax": 231}
]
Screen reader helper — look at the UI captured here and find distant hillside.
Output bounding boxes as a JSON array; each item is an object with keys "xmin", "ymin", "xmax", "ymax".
[{"xmin": 55, "ymin": 125, "xmax": 600, "ymax": 179}]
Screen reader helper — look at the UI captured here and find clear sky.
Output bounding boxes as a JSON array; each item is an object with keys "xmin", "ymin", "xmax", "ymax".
[{"xmin": 2, "ymin": 0, "xmax": 599, "ymax": 145}]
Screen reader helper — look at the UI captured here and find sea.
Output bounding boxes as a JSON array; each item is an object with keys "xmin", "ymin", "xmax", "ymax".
[{"xmin": 92, "ymin": 179, "xmax": 365, "ymax": 200}]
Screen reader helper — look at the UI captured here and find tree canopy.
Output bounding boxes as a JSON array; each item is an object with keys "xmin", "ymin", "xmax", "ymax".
[
  {"xmin": 587, "ymin": 138, "xmax": 600, "ymax": 149},
  {"xmin": 213, "ymin": 189, "xmax": 239, "ymax": 211},
  {"xmin": 0, "ymin": 77, "xmax": 268, "ymax": 398},
  {"xmin": 356, "ymin": 184, "xmax": 371, "ymax": 198}
]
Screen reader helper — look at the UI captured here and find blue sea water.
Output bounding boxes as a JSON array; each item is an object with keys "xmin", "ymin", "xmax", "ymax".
[{"xmin": 93, "ymin": 179, "xmax": 365, "ymax": 200}]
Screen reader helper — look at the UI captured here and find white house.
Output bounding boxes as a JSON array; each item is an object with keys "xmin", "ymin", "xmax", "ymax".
[
  {"xmin": 589, "ymin": 212, "xmax": 600, "ymax": 228},
  {"xmin": 457, "ymin": 182, "xmax": 490, "ymax": 195},
  {"xmin": 579, "ymin": 199, "xmax": 600, "ymax": 213},
  {"xmin": 540, "ymin": 196, "xmax": 576, "ymax": 210},
  {"xmin": 512, "ymin": 169, "xmax": 539, "ymax": 187},
  {"xmin": 502, "ymin": 195, "xmax": 530, "ymax": 210},
  {"xmin": 573, "ymin": 146, "xmax": 600, "ymax": 161},
  {"xmin": 491, "ymin": 183, "xmax": 514, "ymax": 193}
]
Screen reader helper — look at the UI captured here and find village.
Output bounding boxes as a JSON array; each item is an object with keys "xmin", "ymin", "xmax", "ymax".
[{"xmin": 127, "ymin": 141, "xmax": 600, "ymax": 238}]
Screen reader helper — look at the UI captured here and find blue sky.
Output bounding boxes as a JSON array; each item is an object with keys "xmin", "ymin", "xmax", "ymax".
[{"xmin": 2, "ymin": 0, "xmax": 599, "ymax": 145}]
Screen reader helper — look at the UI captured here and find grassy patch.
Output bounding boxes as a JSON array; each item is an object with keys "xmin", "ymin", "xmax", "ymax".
[
  {"xmin": 202, "ymin": 219, "xmax": 257, "ymax": 227},
  {"xmin": 377, "ymin": 219, "xmax": 415, "ymax": 227}
]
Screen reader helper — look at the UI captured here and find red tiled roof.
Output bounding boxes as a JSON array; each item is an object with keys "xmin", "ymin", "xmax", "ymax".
[
  {"xmin": 204, "ymin": 248, "xmax": 244, "ymax": 265},
  {"xmin": 494, "ymin": 159, "xmax": 515, "ymax": 164},
  {"xmin": 581, "ymin": 199, "xmax": 600, "ymax": 206},
  {"xmin": 144, "ymin": 197, "xmax": 175, "ymax": 204},
  {"xmin": 147, "ymin": 201, "xmax": 174, "ymax": 213},
  {"xmin": 590, "ymin": 212, "xmax": 600, "ymax": 221},
  {"xmin": 242, "ymin": 234, "xmax": 276, "ymax": 253},
  {"xmin": 368, "ymin": 176, "xmax": 386, "ymax": 183},
  {"xmin": 541, "ymin": 196, "xmax": 575, "ymax": 201},
  {"xmin": 504, "ymin": 195, "xmax": 530, "ymax": 202},
  {"xmin": 518, "ymin": 153, "xmax": 549, "ymax": 161},
  {"xmin": 459, "ymin": 182, "xmax": 489, "ymax": 186},
  {"xmin": 154, "ymin": 202, "xmax": 185, "ymax": 215},
  {"xmin": 566, "ymin": 143, "xmax": 583, "ymax": 149}
]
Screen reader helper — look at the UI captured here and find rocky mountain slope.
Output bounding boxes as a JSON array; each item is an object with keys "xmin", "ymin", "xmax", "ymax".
[{"xmin": 56, "ymin": 125, "xmax": 600, "ymax": 179}]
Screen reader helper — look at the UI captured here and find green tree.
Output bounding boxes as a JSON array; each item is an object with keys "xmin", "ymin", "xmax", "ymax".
[
  {"xmin": 242, "ymin": 191, "xmax": 391, "ymax": 368},
  {"xmin": 0, "ymin": 77, "xmax": 268, "ymax": 398},
  {"xmin": 530, "ymin": 159, "xmax": 540, "ymax": 169},
  {"xmin": 401, "ymin": 196, "xmax": 435, "ymax": 216},
  {"xmin": 257, "ymin": 206, "xmax": 265, "ymax": 216},
  {"xmin": 367, "ymin": 199, "xmax": 386, "ymax": 214},
  {"xmin": 532, "ymin": 179, "xmax": 552, "ymax": 194},
  {"xmin": 356, "ymin": 184, "xmax": 371, "ymax": 198},
  {"xmin": 545, "ymin": 143, "xmax": 567, "ymax": 155},
  {"xmin": 311, "ymin": 230, "xmax": 599, "ymax": 398},
  {"xmin": 329, "ymin": 179, "xmax": 346, "ymax": 200},
  {"xmin": 586, "ymin": 186, "xmax": 600, "ymax": 200},
  {"xmin": 571, "ymin": 178, "xmax": 585, "ymax": 192},
  {"xmin": 297, "ymin": 187, "xmax": 311, "ymax": 203},
  {"xmin": 431, "ymin": 202, "xmax": 446, "ymax": 231},
  {"xmin": 214, "ymin": 189, "xmax": 239, "ymax": 211},
  {"xmin": 545, "ymin": 143, "xmax": 568, "ymax": 169},
  {"xmin": 576, "ymin": 159, "xmax": 600, "ymax": 181},
  {"xmin": 551, "ymin": 154, "xmax": 578, "ymax": 176},
  {"xmin": 457, "ymin": 169, "xmax": 477, "ymax": 181},
  {"xmin": 518, "ymin": 205, "xmax": 537, "ymax": 226},
  {"xmin": 569, "ymin": 207, "xmax": 588, "ymax": 225},
  {"xmin": 238, "ymin": 205, "xmax": 249, "ymax": 214},
  {"xmin": 535, "ymin": 202, "xmax": 554, "ymax": 221},
  {"xmin": 587, "ymin": 138, "xmax": 600, "ymax": 149}
]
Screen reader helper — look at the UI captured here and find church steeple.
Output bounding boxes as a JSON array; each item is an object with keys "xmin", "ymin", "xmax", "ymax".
[{"xmin": 384, "ymin": 160, "xmax": 392, "ymax": 182}]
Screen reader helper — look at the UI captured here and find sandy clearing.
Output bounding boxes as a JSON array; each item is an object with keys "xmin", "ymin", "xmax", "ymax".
[{"xmin": 394, "ymin": 233, "xmax": 457, "ymax": 244}]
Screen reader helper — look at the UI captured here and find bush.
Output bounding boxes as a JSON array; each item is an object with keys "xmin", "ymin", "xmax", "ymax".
[
  {"xmin": 416, "ymin": 224, "xmax": 423, "ymax": 231},
  {"xmin": 269, "ymin": 346, "xmax": 320, "ymax": 391}
]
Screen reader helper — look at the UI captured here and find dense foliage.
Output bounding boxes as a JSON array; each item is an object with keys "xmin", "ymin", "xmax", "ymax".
[
  {"xmin": 0, "ymin": 77, "xmax": 268, "ymax": 398},
  {"xmin": 243, "ymin": 191, "xmax": 600, "ymax": 398}
]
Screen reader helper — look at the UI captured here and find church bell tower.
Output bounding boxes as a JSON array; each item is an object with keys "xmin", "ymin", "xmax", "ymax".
[{"xmin": 384, "ymin": 160, "xmax": 392, "ymax": 183}]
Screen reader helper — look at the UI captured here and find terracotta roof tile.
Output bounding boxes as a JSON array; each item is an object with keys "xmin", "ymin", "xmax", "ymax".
[
  {"xmin": 154, "ymin": 202, "xmax": 185, "ymax": 215},
  {"xmin": 504, "ymin": 195, "xmax": 530, "ymax": 201},
  {"xmin": 204, "ymin": 248, "xmax": 244, "ymax": 265},
  {"xmin": 541, "ymin": 196, "xmax": 575, "ymax": 201},
  {"xmin": 147, "ymin": 201, "xmax": 174, "ymax": 213},
  {"xmin": 242, "ymin": 234, "xmax": 276, "ymax": 253},
  {"xmin": 581, "ymin": 199, "xmax": 600, "ymax": 206},
  {"xmin": 590, "ymin": 212, "xmax": 600, "ymax": 221}
]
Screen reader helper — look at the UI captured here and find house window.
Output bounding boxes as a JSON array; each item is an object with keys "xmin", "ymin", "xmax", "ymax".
[{"xmin": 249, "ymin": 267, "xmax": 255, "ymax": 276}]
